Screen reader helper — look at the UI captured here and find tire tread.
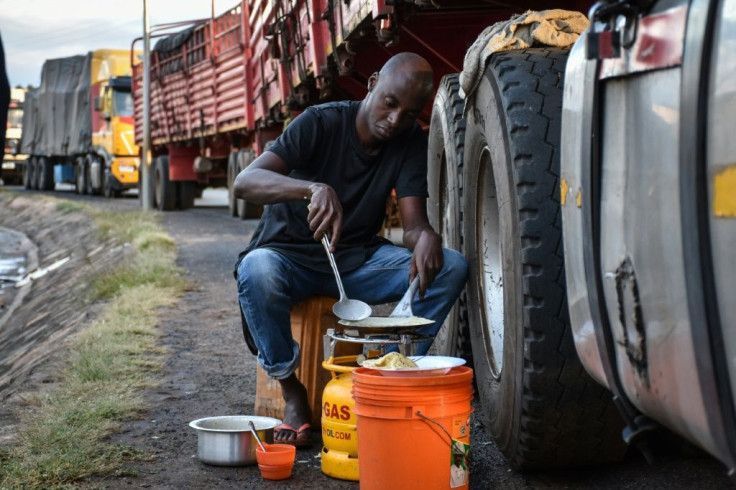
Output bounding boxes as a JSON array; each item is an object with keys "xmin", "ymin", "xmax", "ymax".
[{"xmin": 426, "ymin": 73, "xmax": 471, "ymax": 360}]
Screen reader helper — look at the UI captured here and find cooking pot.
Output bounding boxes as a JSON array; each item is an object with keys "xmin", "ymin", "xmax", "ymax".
[{"xmin": 189, "ymin": 415, "xmax": 281, "ymax": 466}]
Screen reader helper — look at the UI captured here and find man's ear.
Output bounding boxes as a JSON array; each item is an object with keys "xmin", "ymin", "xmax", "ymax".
[{"xmin": 367, "ymin": 72, "xmax": 378, "ymax": 91}]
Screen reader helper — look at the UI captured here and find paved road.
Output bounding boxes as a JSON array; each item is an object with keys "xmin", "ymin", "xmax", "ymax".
[{"xmin": 3, "ymin": 184, "xmax": 733, "ymax": 489}]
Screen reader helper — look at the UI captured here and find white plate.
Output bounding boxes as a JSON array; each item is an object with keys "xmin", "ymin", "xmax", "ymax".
[{"xmin": 372, "ymin": 356, "xmax": 466, "ymax": 377}]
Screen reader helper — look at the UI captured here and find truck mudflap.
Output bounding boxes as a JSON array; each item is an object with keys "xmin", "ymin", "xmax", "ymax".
[
  {"xmin": 462, "ymin": 47, "xmax": 626, "ymax": 471},
  {"xmin": 561, "ymin": 0, "xmax": 736, "ymax": 473}
]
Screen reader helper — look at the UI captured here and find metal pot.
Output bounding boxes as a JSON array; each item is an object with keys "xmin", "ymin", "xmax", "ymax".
[{"xmin": 189, "ymin": 415, "xmax": 281, "ymax": 466}]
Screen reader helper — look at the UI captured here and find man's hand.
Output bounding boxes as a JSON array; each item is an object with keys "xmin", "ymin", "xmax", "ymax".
[
  {"xmin": 398, "ymin": 195, "xmax": 444, "ymax": 298},
  {"xmin": 307, "ymin": 183, "xmax": 343, "ymax": 248},
  {"xmin": 410, "ymin": 230, "xmax": 443, "ymax": 298}
]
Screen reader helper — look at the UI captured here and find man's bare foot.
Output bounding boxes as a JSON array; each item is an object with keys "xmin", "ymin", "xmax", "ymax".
[{"xmin": 275, "ymin": 374, "xmax": 312, "ymax": 445}]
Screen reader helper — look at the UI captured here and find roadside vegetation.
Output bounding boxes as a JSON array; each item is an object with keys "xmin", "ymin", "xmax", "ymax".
[{"xmin": 0, "ymin": 197, "xmax": 186, "ymax": 488}]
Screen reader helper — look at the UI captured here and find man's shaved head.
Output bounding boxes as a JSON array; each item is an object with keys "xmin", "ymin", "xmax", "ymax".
[
  {"xmin": 379, "ymin": 52, "xmax": 434, "ymax": 102},
  {"xmin": 356, "ymin": 52, "xmax": 434, "ymax": 150}
]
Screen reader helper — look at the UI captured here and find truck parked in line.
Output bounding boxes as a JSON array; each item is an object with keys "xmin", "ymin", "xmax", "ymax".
[
  {"xmin": 2, "ymin": 87, "xmax": 27, "ymax": 185},
  {"xmin": 21, "ymin": 49, "xmax": 140, "ymax": 196},
  {"xmin": 134, "ymin": 0, "xmax": 736, "ymax": 478}
]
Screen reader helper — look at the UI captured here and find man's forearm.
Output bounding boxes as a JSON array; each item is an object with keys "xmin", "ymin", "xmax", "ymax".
[{"xmin": 234, "ymin": 168, "xmax": 314, "ymax": 205}]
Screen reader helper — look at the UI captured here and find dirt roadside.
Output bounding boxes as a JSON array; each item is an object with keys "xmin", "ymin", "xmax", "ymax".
[
  {"xmin": 99, "ymin": 202, "xmax": 361, "ymax": 489},
  {"xmin": 0, "ymin": 190, "xmax": 499, "ymax": 489},
  {"xmin": 0, "ymin": 193, "xmax": 129, "ymax": 443},
  {"xmin": 1, "ymin": 188, "xmax": 731, "ymax": 489}
]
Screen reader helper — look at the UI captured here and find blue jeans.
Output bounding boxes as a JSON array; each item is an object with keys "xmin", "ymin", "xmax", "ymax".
[{"xmin": 236, "ymin": 244, "xmax": 468, "ymax": 379}]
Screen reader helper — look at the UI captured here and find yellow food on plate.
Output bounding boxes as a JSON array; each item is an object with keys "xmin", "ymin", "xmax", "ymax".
[{"xmin": 360, "ymin": 352, "xmax": 418, "ymax": 369}]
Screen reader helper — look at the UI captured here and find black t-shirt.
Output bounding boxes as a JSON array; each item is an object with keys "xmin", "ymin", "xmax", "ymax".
[{"xmin": 243, "ymin": 100, "xmax": 428, "ymax": 273}]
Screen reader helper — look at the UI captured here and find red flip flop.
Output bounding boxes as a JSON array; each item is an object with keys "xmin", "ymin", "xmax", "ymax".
[{"xmin": 274, "ymin": 422, "xmax": 312, "ymax": 447}]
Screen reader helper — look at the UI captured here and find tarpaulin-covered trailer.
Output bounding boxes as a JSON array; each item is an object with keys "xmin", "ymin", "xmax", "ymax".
[
  {"xmin": 21, "ymin": 50, "xmax": 140, "ymax": 196},
  {"xmin": 21, "ymin": 54, "xmax": 92, "ymax": 158}
]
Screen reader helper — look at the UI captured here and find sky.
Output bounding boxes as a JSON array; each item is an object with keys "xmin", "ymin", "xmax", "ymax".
[{"xmin": 0, "ymin": 0, "xmax": 233, "ymax": 88}]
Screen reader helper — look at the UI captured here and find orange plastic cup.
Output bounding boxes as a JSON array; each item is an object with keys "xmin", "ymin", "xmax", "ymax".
[{"xmin": 256, "ymin": 443, "xmax": 296, "ymax": 480}]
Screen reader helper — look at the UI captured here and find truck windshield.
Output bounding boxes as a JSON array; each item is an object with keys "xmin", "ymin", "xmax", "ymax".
[
  {"xmin": 112, "ymin": 90, "xmax": 134, "ymax": 118},
  {"xmin": 7, "ymin": 108, "xmax": 23, "ymax": 128}
]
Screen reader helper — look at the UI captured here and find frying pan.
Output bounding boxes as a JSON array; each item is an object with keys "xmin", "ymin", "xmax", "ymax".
[{"xmin": 337, "ymin": 277, "xmax": 433, "ymax": 332}]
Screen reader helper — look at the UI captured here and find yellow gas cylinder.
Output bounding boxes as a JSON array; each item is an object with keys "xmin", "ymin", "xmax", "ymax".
[{"xmin": 321, "ymin": 355, "xmax": 360, "ymax": 481}]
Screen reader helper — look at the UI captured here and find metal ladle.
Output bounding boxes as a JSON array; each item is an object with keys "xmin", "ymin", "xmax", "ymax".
[
  {"xmin": 321, "ymin": 234, "xmax": 372, "ymax": 321},
  {"xmin": 248, "ymin": 420, "xmax": 267, "ymax": 452}
]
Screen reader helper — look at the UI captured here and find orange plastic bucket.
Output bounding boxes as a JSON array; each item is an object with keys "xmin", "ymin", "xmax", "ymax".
[{"xmin": 352, "ymin": 366, "xmax": 474, "ymax": 490}]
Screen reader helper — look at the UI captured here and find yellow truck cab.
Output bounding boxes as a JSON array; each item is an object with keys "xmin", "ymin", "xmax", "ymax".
[{"xmin": 90, "ymin": 49, "xmax": 139, "ymax": 196}]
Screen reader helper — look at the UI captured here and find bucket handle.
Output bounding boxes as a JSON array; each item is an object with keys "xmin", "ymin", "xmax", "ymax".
[{"xmin": 416, "ymin": 410, "xmax": 453, "ymax": 445}]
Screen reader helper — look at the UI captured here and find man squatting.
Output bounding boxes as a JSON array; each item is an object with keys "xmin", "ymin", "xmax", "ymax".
[{"xmin": 234, "ymin": 52, "xmax": 468, "ymax": 445}]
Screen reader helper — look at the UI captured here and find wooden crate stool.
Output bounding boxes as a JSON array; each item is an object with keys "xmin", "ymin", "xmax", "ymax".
[{"xmin": 254, "ymin": 296, "xmax": 361, "ymax": 428}]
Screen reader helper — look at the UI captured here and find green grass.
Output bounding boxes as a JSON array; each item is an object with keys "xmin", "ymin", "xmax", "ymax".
[
  {"xmin": 0, "ymin": 198, "xmax": 186, "ymax": 488},
  {"xmin": 55, "ymin": 200, "xmax": 85, "ymax": 214}
]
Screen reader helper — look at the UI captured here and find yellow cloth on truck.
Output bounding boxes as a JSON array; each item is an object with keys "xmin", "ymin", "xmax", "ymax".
[{"xmin": 459, "ymin": 9, "xmax": 590, "ymax": 101}]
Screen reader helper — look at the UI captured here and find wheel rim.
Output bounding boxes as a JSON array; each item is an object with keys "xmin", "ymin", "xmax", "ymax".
[
  {"xmin": 477, "ymin": 146, "xmax": 504, "ymax": 377},
  {"xmin": 439, "ymin": 153, "xmax": 450, "ymax": 245}
]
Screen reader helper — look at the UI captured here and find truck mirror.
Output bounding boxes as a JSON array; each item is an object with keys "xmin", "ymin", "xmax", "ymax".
[{"xmin": 94, "ymin": 96, "xmax": 102, "ymax": 112}]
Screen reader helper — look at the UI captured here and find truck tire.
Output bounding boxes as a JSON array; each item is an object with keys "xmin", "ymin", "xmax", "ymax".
[
  {"xmin": 227, "ymin": 152, "xmax": 238, "ymax": 217},
  {"xmin": 463, "ymin": 48, "xmax": 625, "ymax": 470},
  {"xmin": 75, "ymin": 156, "xmax": 88, "ymax": 195},
  {"xmin": 28, "ymin": 157, "xmax": 37, "ymax": 189},
  {"xmin": 178, "ymin": 181, "xmax": 197, "ymax": 209},
  {"xmin": 154, "ymin": 155, "xmax": 177, "ymax": 211},
  {"xmin": 235, "ymin": 149, "xmax": 262, "ymax": 219},
  {"xmin": 38, "ymin": 156, "xmax": 54, "ymax": 191},
  {"xmin": 427, "ymin": 73, "xmax": 469, "ymax": 358},
  {"xmin": 102, "ymin": 169, "xmax": 112, "ymax": 198},
  {"xmin": 103, "ymin": 165, "xmax": 120, "ymax": 198},
  {"xmin": 30, "ymin": 158, "xmax": 40, "ymax": 190},
  {"xmin": 22, "ymin": 157, "xmax": 33, "ymax": 189}
]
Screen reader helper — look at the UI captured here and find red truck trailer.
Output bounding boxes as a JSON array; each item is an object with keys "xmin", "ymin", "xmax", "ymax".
[{"xmin": 132, "ymin": 1, "xmax": 588, "ymax": 213}]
